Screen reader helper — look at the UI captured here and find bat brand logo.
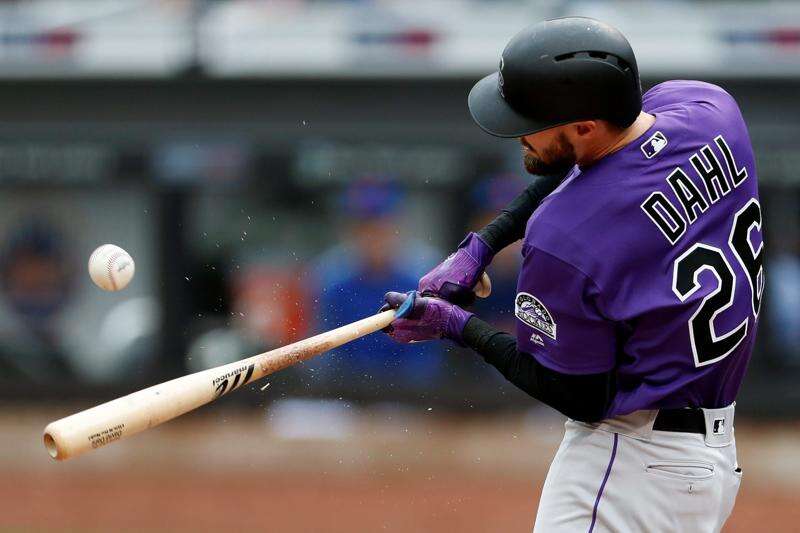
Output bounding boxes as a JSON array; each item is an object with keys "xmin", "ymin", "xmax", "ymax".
[
  {"xmin": 641, "ymin": 131, "xmax": 668, "ymax": 159},
  {"xmin": 213, "ymin": 363, "xmax": 256, "ymax": 397},
  {"xmin": 515, "ymin": 292, "xmax": 556, "ymax": 340},
  {"xmin": 87, "ymin": 423, "xmax": 125, "ymax": 449}
]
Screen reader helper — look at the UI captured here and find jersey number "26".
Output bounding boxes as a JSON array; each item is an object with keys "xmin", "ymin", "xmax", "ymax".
[{"xmin": 672, "ymin": 199, "xmax": 764, "ymax": 367}]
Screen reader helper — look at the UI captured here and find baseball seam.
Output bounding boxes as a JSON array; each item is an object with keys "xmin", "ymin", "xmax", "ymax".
[
  {"xmin": 89, "ymin": 245, "xmax": 111, "ymax": 266},
  {"xmin": 105, "ymin": 250, "xmax": 126, "ymax": 291}
]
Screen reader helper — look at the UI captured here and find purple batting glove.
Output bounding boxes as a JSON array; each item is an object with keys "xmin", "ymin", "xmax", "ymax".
[
  {"xmin": 381, "ymin": 291, "xmax": 474, "ymax": 346},
  {"xmin": 418, "ymin": 232, "xmax": 494, "ymax": 306}
]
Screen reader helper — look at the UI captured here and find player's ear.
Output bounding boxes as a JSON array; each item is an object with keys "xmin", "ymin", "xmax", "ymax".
[{"xmin": 573, "ymin": 121, "xmax": 598, "ymax": 137}]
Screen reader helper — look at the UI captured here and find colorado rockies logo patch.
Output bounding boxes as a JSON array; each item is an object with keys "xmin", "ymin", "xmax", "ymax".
[{"xmin": 515, "ymin": 292, "xmax": 556, "ymax": 340}]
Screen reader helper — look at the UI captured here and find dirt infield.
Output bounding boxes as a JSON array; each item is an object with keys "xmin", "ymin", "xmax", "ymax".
[
  {"xmin": 2, "ymin": 408, "xmax": 799, "ymax": 532},
  {"xmin": 2, "ymin": 471, "xmax": 798, "ymax": 532}
]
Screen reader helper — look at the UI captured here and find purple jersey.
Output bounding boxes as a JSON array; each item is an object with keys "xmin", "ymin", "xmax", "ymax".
[{"xmin": 516, "ymin": 80, "xmax": 762, "ymax": 417}]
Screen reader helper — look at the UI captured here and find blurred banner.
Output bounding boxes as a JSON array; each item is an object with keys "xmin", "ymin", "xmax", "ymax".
[
  {"xmin": 202, "ymin": 0, "xmax": 800, "ymax": 78},
  {"xmin": 0, "ymin": 0, "xmax": 191, "ymax": 77},
  {"xmin": 0, "ymin": 0, "xmax": 798, "ymax": 78}
]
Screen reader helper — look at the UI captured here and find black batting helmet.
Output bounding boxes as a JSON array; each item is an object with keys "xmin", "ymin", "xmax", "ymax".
[{"xmin": 468, "ymin": 17, "xmax": 642, "ymax": 138}]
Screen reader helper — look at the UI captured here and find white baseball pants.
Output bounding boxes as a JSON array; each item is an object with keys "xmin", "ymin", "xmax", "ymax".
[{"xmin": 533, "ymin": 405, "xmax": 741, "ymax": 532}]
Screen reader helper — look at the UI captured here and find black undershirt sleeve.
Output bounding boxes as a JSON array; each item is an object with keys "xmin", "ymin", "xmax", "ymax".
[
  {"xmin": 462, "ymin": 316, "xmax": 615, "ymax": 423},
  {"xmin": 477, "ymin": 174, "xmax": 563, "ymax": 253}
]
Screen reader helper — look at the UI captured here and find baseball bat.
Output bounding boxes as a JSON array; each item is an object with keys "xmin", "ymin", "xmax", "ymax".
[
  {"xmin": 43, "ymin": 308, "xmax": 402, "ymax": 461},
  {"xmin": 43, "ymin": 274, "xmax": 492, "ymax": 461}
]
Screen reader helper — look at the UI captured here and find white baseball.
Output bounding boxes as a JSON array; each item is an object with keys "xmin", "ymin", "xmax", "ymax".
[{"xmin": 88, "ymin": 244, "xmax": 135, "ymax": 292}]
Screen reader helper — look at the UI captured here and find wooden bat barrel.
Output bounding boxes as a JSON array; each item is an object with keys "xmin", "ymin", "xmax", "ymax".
[{"xmin": 44, "ymin": 310, "xmax": 398, "ymax": 461}]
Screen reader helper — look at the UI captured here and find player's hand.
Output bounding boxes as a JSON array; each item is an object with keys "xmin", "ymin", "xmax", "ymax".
[
  {"xmin": 381, "ymin": 291, "xmax": 474, "ymax": 346},
  {"xmin": 418, "ymin": 232, "xmax": 494, "ymax": 306}
]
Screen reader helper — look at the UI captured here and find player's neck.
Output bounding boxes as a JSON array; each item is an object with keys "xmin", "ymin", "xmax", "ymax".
[{"xmin": 578, "ymin": 112, "xmax": 656, "ymax": 167}]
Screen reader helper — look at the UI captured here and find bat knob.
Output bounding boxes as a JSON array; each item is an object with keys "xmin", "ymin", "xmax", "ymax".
[{"xmin": 475, "ymin": 272, "xmax": 492, "ymax": 298}]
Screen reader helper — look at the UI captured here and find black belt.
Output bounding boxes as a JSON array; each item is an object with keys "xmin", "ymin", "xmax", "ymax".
[{"xmin": 653, "ymin": 408, "xmax": 707, "ymax": 434}]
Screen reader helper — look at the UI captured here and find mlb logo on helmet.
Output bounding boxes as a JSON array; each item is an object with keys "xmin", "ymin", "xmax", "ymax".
[
  {"xmin": 641, "ymin": 131, "xmax": 668, "ymax": 159},
  {"xmin": 498, "ymin": 57, "xmax": 505, "ymax": 98}
]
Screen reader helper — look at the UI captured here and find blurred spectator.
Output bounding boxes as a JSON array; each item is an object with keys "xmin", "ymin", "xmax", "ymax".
[
  {"xmin": 0, "ymin": 219, "xmax": 75, "ymax": 383},
  {"xmin": 766, "ymin": 239, "xmax": 800, "ymax": 364},
  {"xmin": 310, "ymin": 176, "xmax": 442, "ymax": 395},
  {"xmin": 233, "ymin": 264, "xmax": 310, "ymax": 348}
]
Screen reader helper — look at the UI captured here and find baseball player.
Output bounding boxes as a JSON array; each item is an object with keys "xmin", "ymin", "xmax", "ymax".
[{"xmin": 382, "ymin": 17, "xmax": 761, "ymax": 532}]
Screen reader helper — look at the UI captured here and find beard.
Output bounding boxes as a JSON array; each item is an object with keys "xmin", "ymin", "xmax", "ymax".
[{"xmin": 522, "ymin": 132, "xmax": 577, "ymax": 176}]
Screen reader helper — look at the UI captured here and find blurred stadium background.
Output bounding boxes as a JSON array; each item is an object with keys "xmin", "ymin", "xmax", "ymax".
[{"xmin": 1, "ymin": 0, "xmax": 799, "ymax": 531}]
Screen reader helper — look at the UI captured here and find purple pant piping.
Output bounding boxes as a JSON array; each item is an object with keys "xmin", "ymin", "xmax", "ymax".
[{"xmin": 588, "ymin": 432, "xmax": 619, "ymax": 533}]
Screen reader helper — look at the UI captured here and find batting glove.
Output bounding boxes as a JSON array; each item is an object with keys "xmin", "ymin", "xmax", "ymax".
[
  {"xmin": 381, "ymin": 290, "xmax": 474, "ymax": 346},
  {"xmin": 417, "ymin": 232, "xmax": 494, "ymax": 306}
]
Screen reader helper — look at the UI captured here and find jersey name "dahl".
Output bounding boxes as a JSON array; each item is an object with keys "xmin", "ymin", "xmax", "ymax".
[{"xmin": 640, "ymin": 134, "xmax": 748, "ymax": 246}]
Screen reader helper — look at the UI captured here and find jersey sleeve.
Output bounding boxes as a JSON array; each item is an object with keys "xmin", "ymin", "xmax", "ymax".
[{"xmin": 515, "ymin": 246, "xmax": 618, "ymax": 375}]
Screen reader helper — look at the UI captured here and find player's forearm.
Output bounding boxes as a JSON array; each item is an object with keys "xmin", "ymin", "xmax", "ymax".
[
  {"xmin": 462, "ymin": 316, "xmax": 614, "ymax": 423},
  {"xmin": 476, "ymin": 174, "xmax": 563, "ymax": 252}
]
